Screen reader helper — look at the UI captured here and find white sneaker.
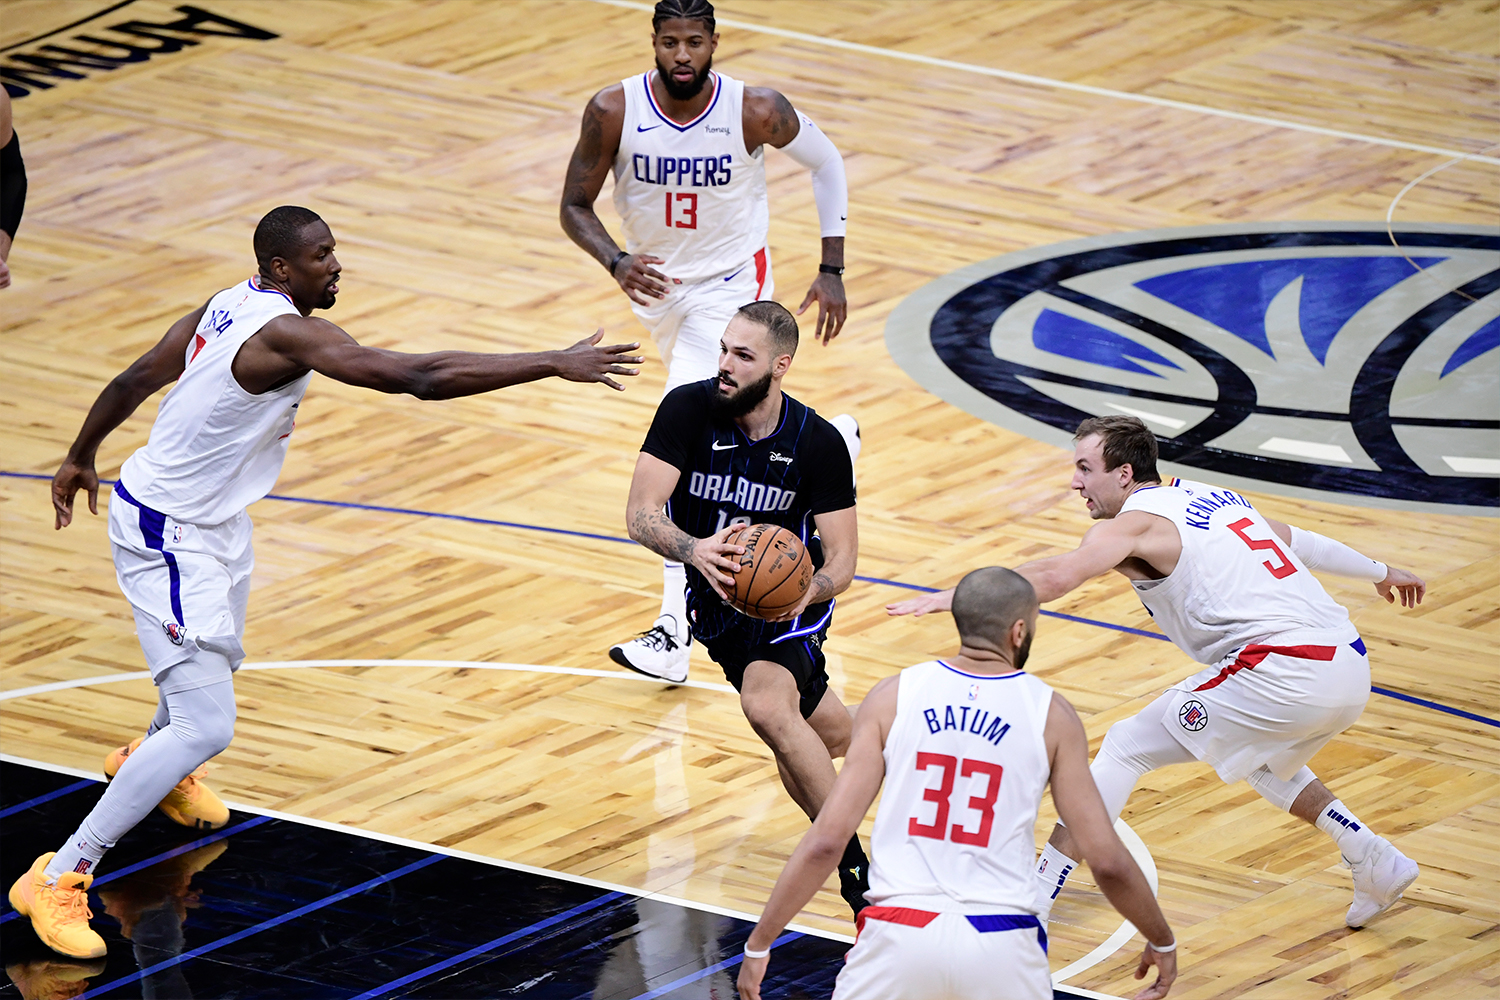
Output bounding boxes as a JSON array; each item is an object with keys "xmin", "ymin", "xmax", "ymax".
[
  {"xmin": 829, "ymin": 414, "xmax": 861, "ymax": 465},
  {"xmin": 1345, "ymin": 838, "xmax": 1418, "ymax": 928},
  {"xmin": 610, "ymin": 615, "xmax": 690, "ymax": 684}
]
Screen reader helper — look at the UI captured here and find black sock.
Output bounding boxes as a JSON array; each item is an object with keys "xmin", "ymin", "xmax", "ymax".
[{"xmin": 840, "ymin": 835, "xmax": 868, "ymax": 875}]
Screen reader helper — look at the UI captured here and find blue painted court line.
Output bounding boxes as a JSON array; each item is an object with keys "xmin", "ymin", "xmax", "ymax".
[
  {"xmin": 1, "ymin": 815, "xmax": 273, "ymax": 925},
  {"xmin": 3, "ymin": 470, "xmax": 1494, "ymax": 728},
  {"xmin": 1371, "ymin": 685, "xmax": 1500, "ymax": 728},
  {"xmin": 76, "ymin": 853, "xmax": 444, "ymax": 1000},
  {"xmin": 0, "ymin": 778, "xmax": 94, "ymax": 819},
  {"xmin": 627, "ymin": 931, "xmax": 803, "ymax": 1000},
  {"xmin": 347, "ymin": 890, "xmax": 627, "ymax": 1000}
]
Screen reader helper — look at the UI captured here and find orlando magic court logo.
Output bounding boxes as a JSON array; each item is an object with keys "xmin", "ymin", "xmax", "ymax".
[
  {"xmin": 885, "ymin": 223, "xmax": 1499, "ymax": 513},
  {"xmin": 1178, "ymin": 700, "xmax": 1209, "ymax": 732}
]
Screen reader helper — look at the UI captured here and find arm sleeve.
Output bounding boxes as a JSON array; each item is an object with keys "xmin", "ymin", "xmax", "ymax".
[
  {"xmin": 640, "ymin": 385, "xmax": 702, "ymax": 472},
  {"xmin": 777, "ymin": 113, "xmax": 846, "ymax": 238},
  {"xmin": 0, "ymin": 131, "xmax": 26, "ymax": 240},
  {"xmin": 803, "ymin": 421, "xmax": 856, "ymax": 514},
  {"xmin": 1288, "ymin": 526, "xmax": 1387, "ymax": 583}
]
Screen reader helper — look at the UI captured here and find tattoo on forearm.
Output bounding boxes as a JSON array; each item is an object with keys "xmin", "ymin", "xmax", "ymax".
[
  {"xmin": 808, "ymin": 572, "xmax": 834, "ymax": 604},
  {"xmin": 633, "ymin": 507, "xmax": 697, "ymax": 564}
]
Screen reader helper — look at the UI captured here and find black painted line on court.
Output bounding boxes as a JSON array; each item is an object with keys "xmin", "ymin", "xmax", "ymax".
[
  {"xmin": 4, "ymin": 470, "xmax": 1493, "ymax": 729},
  {"xmin": 629, "ymin": 930, "xmax": 803, "ymax": 1000},
  {"xmin": 74, "ymin": 854, "xmax": 445, "ymax": 999},
  {"xmin": 0, "ymin": 778, "xmax": 95, "ymax": 819},
  {"xmin": 347, "ymin": 890, "xmax": 627, "ymax": 1000}
]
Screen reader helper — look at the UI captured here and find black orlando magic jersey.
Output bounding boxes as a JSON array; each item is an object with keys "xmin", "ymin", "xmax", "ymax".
[{"xmin": 641, "ymin": 379, "xmax": 856, "ymax": 642}]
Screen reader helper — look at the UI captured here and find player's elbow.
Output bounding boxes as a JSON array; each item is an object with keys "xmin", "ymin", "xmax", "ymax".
[
  {"xmin": 804, "ymin": 829, "xmax": 846, "ymax": 867},
  {"xmin": 1085, "ymin": 846, "xmax": 1136, "ymax": 888}
]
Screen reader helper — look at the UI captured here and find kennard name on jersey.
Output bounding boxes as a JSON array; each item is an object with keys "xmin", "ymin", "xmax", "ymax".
[{"xmin": 641, "ymin": 379, "xmax": 855, "ymax": 644}]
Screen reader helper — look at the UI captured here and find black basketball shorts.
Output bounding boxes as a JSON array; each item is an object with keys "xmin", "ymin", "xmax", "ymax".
[{"xmin": 702, "ymin": 615, "xmax": 832, "ymax": 720}]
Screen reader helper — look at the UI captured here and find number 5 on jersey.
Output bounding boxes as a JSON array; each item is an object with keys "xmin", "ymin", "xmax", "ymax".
[
  {"xmin": 908, "ymin": 753, "xmax": 1004, "ymax": 848},
  {"xmin": 1227, "ymin": 517, "xmax": 1297, "ymax": 579},
  {"xmin": 666, "ymin": 192, "xmax": 698, "ymax": 229}
]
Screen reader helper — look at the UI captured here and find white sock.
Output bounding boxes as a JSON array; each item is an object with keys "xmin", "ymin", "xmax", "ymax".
[
  {"xmin": 45, "ymin": 823, "xmax": 110, "ymax": 882},
  {"xmin": 1034, "ymin": 842, "xmax": 1078, "ymax": 920},
  {"xmin": 660, "ymin": 562, "xmax": 688, "ymax": 640},
  {"xmin": 1316, "ymin": 799, "xmax": 1379, "ymax": 864}
]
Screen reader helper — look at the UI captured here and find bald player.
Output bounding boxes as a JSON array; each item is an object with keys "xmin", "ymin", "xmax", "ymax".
[
  {"xmin": 890, "ymin": 415, "xmax": 1425, "ymax": 932},
  {"xmin": 740, "ymin": 568, "xmax": 1176, "ymax": 1000}
]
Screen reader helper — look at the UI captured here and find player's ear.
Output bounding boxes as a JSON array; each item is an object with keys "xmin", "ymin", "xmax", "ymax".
[{"xmin": 773, "ymin": 353, "xmax": 792, "ymax": 377}]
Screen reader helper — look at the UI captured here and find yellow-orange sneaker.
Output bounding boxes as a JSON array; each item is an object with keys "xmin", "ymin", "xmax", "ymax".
[
  {"xmin": 6, "ymin": 854, "xmax": 106, "ymax": 960},
  {"xmin": 103, "ymin": 737, "xmax": 229, "ymax": 831}
]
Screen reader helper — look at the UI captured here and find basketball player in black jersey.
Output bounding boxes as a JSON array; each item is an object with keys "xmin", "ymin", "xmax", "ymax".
[{"xmin": 625, "ymin": 300, "xmax": 870, "ymax": 915}]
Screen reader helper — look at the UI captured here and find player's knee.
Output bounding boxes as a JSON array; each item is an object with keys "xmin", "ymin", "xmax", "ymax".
[
  {"xmin": 740, "ymin": 690, "xmax": 798, "ymax": 747},
  {"xmin": 1097, "ymin": 720, "xmax": 1153, "ymax": 779}
]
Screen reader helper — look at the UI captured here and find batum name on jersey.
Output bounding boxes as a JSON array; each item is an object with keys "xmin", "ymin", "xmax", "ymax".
[{"xmin": 641, "ymin": 379, "xmax": 855, "ymax": 641}]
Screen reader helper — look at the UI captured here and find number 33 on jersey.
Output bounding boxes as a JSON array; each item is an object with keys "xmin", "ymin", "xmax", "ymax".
[{"xmin": 867, "ymin": 661, "xmax": 1057, "ymax": 911}]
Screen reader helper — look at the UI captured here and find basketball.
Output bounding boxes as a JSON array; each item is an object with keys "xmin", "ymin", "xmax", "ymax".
[{"xmin": 724, "ymin": 523, "xmax": 813, "ymax": 619}]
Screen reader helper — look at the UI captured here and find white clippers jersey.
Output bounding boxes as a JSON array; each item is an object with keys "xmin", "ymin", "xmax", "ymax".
[
  {"xmin": 868, "ymin": 660, "xmax": 1056, "ymax": 914},
  {"xmin": 1122, "ymin": 478, "xmax": 1351, "ymax": 665},
  {"xmin": 612, "ymin": 70, "xmax": 769, "ymax": 285},
  {"xmin": 119, "ymin": 278, "xmax": 308, "ymax": 526}
]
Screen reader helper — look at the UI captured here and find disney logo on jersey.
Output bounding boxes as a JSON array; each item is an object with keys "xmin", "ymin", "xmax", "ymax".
[
  {"xmin": 769, "ymin": 451, "xmax": 794, "ymax": 465},
  {"xmin": 630, "ymin": 154, "xmax": 734, "ymax": 188},
  {"xmin": 885, "ymin": 223, "xmax": 1500, "ymax": 514},
  {"xmin": 687, "ymin": 472, "xmax": 797, "ymax": 512}
]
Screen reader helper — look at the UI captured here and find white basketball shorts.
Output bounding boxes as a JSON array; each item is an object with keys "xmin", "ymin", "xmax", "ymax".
[
  {"xmin": 1161, "ymin": 629, "xmax": 1371, "ymax": 783},
  {"xmin": 833, "ymin": 906, "xmax": 1051, "ymax": 1000},
  {"xmin": 109, "ymin": 481, "xmax": 252, "ymax": 681},
  {"xmin": 630, "ymin": 247, "xmax": 774, "ymax": 395}
]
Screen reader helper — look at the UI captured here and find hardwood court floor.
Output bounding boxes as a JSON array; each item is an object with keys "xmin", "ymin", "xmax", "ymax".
[{"xmin": 2, "ymin": 2, "xmax": 1497, "ymax": 996}]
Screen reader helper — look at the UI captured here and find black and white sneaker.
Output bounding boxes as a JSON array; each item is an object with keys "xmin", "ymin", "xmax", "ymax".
[{"xmin": 609, "ymin": 615, "xmax": 690, "ymax": 684}]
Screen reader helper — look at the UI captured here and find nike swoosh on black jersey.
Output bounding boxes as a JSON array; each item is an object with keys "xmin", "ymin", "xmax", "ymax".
[{"xmin": 711, "ymin": 440, "xmax": 738, "ymax": 451}]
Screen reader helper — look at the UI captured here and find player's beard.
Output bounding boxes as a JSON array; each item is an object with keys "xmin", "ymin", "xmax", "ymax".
[
  {"xmin": 711, "ymin": 367, "xmax": 773, "ymax": 419},
  {"xmin": 657, "ymin": 54, "xmax": 713, "ymax": 101},
  {"xmin": 1014, "ymin": 627, "xmax": 1034, "ymax": 670}
]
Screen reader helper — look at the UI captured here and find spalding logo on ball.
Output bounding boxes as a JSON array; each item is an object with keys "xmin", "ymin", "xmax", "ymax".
[{"xmin": 725, "ymin": 524, "xmax": 813, "ymax": 619}]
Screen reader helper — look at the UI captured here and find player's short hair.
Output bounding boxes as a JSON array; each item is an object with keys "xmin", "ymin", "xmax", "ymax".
[
  {"xmin": 254, "ymin": 206, "xmax": 325, "ymax": 271},
  {"xmin": 652, "ymin": 0, "xmax": 715, "ymax": 34},
  {"xmin": 736, "ymin": 300, "xmax": 798, "ymax": 357},
  {"xmin": 952, "ymin": 567, "xmax": 1037, "ymax": 647},
  {"xmin": 1074, "ymin": 414, "xmax": 1161, "ymax": 484}
]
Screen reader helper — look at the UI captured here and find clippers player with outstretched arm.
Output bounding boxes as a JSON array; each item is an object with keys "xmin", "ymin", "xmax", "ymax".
[
  {"xmin": 562, "ymin": 0, "xmax": 860, "ymax": 683},
  {"xmin": 9, "ymin": 207, "xmax": 641, "ymax": 961},
  {"xmin": 739, "ymin": 568, "xmax": 1177, "ymax": 1000},
  {"xmin": 890, "ymin": 416, "xmax": 1427, "ymax": 932},
  {"xmin": 625, "ymin": 300, "xmax": 872, "ymax": 915}
]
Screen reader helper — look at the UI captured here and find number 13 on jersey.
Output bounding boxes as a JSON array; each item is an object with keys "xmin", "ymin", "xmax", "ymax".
[
  {"xmin": 908, "ymin": 753, "xmax": 1004, "ymax": 848},
  {"xmin": 665, "ymin": 192, "xmax": 698, "ymax": 229}
]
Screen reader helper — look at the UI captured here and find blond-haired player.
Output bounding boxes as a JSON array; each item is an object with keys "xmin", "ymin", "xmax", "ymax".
[{"xmin": 890, "ymin": 415, "xmax": 1425, "ymax": 931}]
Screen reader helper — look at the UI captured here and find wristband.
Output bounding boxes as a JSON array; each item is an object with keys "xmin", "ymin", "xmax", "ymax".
[
  {"xmin": 818, "ymin": 263, "xmax": 844, "ymax": 276},
  {"xmin": 743, "ymin": 943, "xmax": 771, "ymax": 959},
  {"xmin": 1147, "ymin": 939, "xmax": 1176, "ymax": 953},
  {"xmin": 607, "ymin": 250, "xmax": 629, "ymax": 275}
]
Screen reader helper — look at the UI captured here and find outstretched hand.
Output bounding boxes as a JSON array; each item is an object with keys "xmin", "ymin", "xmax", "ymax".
[
  {"xmin": 1375, "ymin": 566, "xmax": 1425, "ymax": 608},
  {"xmin": 1133, "ymin": 943, "xmax": 1176, "ymax": 1000},
  {"xmin": 52, "ymin": 458, "xmax": 99, "ymax": 530},
  {"xmin": 556, "ymin": 330, "xmax": 643, "ymax": 390},
  {"xmin": 797, "ymin": 273, "xmax": 846, "ymax": 345},
  {"xmin": 885, "ymin": 588, "xmax": 954, "ymax": 617}
]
